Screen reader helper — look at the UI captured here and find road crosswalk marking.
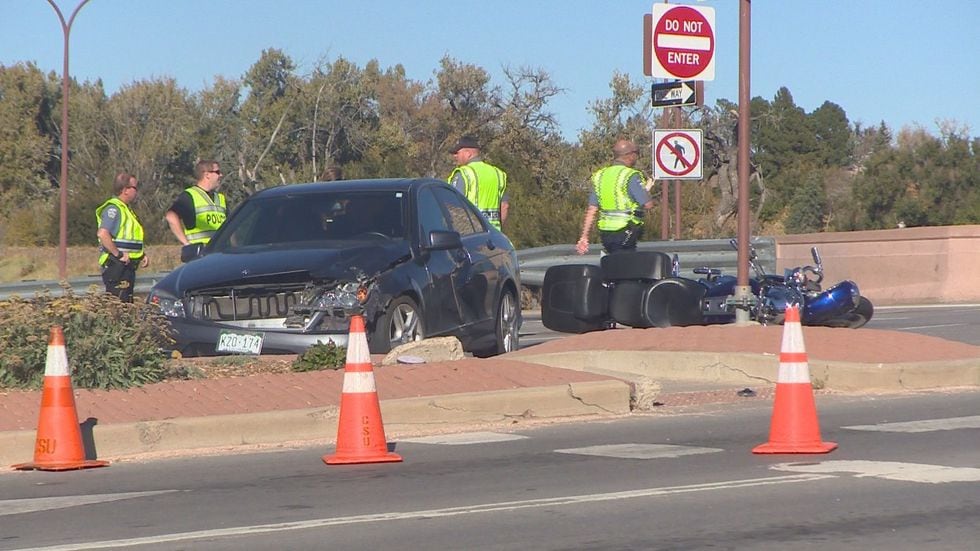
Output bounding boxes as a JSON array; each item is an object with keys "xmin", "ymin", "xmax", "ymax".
[
  {"xmin": 0, "ymin": 490, "xmax": 178, "ymax": 517},
  {"xmin": 843, "ymin": 415, "xmax": 980, "ymax": 433},
  {"xmin": 555, "ymin": 443, "xmax": 722, "ymax": 459},
  {"xmin": 400, "ymin": 432, "xmax": 528, "ymax": 445},
  {"xmin": 772, "ymin": 460, "xmax": 980, "ymax": 484}
]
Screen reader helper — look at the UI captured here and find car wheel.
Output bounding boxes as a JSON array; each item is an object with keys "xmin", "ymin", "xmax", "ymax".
[
  {"xmin": 474, "ymin": 289, "xmax": 520, "ymax": 358},
  {"xmin": 370, "ymin": 296, "xmax": 424, "ymax": 354}
]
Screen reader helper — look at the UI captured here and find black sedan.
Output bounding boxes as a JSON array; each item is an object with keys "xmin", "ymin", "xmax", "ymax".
[{"xmin": 148, "ymin": 178, "xmax": 522, "ymax": 356}]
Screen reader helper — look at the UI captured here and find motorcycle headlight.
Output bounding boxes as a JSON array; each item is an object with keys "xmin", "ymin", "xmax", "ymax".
[
  {"xmin": 849, "ymin": 284, "xmax": 861, "ymax": 307},
  {"xmin": 148, "ymin": 289, "xmax": 186, "ymax": 318}
]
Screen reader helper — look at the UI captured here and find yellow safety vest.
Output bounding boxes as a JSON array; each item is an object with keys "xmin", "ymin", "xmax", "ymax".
[
  {"xmin": 184, "ymin": 186, "xmax": 228, "ymax": 244},
  {"xmin": 95, "ymin": 197, "xmax": 145, "ymax": 265},
  {"xmin": 591, "ymin": 165, "xmax": 644, "ymax": 232},
  {"xmin": 448, "ymin": 160, "xmax": 507, "ymax": 229}
]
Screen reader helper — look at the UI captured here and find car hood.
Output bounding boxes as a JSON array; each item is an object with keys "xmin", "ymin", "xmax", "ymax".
[{"xmin": 157, "ymin": 241, "xmax": 413, "ymax": 294}]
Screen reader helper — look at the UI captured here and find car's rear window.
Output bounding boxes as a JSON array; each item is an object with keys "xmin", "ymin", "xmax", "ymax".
[{"xmin": 210, "ymin": 190, "xmax": 407, "ymax": 250}]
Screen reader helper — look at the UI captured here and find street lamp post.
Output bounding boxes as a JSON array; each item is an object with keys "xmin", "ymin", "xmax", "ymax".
[{"xmin": 46, "ymin": 0, "xmax": 91, "ymax": 281}]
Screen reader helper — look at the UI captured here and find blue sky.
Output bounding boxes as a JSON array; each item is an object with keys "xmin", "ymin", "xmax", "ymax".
[{"xmin": 3, "ymin": 0, "xmax": 978, "ymax": 142}]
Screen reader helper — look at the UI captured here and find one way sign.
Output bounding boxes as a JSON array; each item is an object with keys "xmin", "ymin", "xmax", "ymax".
[{"xmin": 651, "ymin": 81, "xmax": 697, "ymax": 108}]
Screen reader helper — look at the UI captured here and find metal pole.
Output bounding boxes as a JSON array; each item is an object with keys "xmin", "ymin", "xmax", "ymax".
[
  {"xmin": 46, "ymin": 0, "xmax": 91, "ymax": 281},
  {"xmin": 734, "ymin": 0, "xmax": 753, "ymax": 323},
  {"xmin": 672, "ymin": 106, "xmax": 682, "ymax": 240},
  {"xmin": 659, "ymin": 107, "xmax": 670, "ymax": 240}
]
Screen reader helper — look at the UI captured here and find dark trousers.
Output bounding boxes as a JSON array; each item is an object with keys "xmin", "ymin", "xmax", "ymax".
[
  {"xmin": 600, "ymin": 222, "xmax": 644, "ymax": 254},
  {"xmin": 102, "ymin": 256, "xmax": 138, "ymax": 303}
]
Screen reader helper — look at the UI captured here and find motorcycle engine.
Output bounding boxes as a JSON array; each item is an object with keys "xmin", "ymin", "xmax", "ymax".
[{"xmin": 756, "ymin": 284, "xmax": 805, "ymax": 325}]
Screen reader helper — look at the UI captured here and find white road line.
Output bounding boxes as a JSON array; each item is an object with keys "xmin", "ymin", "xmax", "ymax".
[
  {"xmin": 14, "ymin": 474, "xmax": 832, "ymax": 551},
  {"xmin": 401, "ymin": 432, "xmax": 528, "ymax": 445},
  {"xmin": 0, "ymin": 491, "xmax": 179, "ymax": 516},
  {"xmin": 772, "ymin": 460, "xmax": 980, "ymax": 484},
  {"xmin": 844, "ymin": 415, "xmax": 980, "ymax": 433},
  {"xmin": 897, "ymin": 323, "xmax": 967, "ymax": 330},
  {"xmin": 876, "ymin": 304, "xmax": 980, "ymax": 310},
  {"xmin": 555, "ymin": 443, "xmax": 722, "ymax": 459}
]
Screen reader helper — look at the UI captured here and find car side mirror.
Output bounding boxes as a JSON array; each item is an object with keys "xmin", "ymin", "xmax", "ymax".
[
  {"xmin": 180, "ymin": 243, "xmax": 205, "ymax": 263},
  {"xmin": 426, "ymin": 230, "xmax": 463, "ymax": 251}
]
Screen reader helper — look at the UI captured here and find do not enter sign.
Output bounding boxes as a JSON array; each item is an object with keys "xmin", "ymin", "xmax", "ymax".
[{"xmin": 650, "ymin": 4, "xmax": 715, "ymax": 81}]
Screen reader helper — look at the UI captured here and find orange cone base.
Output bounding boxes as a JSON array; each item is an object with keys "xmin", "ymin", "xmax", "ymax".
[
  {"xmin": 752, "ymin": 441, "xmax": 837, "ymax": 454},
  {"xmin": 323, "ymin": 452, "xmax": 403, "ymax": 465},
  {"xmin": 11, "ymin": 459, "xmax": 109, "ymax": 472}
]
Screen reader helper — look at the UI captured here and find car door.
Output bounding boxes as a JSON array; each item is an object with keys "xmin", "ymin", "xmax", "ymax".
[
  {"xmin": 415, "ymin": 185, "xmax": 465, "ymax": 335},
  {"xmin": 429, "ymin": 185, "xmax": 498, "ymax": 329}
]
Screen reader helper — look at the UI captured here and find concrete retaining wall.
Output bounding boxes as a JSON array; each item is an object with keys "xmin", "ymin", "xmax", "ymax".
[{"xmin": 775, "ymin": 225, "xmax": 980, "ymax": 305}]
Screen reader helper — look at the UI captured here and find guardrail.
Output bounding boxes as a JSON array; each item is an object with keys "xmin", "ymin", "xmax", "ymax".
[
  {"xmin": 0, "ymin": 274, "xmax": 169, "ymax": 301},
  {"xmin": 0, "ymin": 237, "xmax": 776, "ymax": 300},
  {"xmin": 516, "ymin": 237, "xmax": 776, "ymax": 288}
]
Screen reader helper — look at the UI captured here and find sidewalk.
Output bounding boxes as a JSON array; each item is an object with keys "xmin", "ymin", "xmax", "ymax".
[{"xmin": 2, "ymin": 325, "xmax": 979, "ymax": 466}]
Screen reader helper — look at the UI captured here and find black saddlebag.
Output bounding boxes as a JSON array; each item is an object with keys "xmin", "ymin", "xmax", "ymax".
[
  {"xmin": 608, "ymin": 277, "xmax": 707, "ymax": 328},
  {"xmin": 600, "ymin": 251, "xmax": 673, "ymax": 281},
  {"xmin": 541, "ymin": 264, "xmax": 610, "ymax": 333}
]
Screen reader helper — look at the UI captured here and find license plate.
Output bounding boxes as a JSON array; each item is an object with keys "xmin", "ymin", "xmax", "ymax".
[{"xmin": 215, "ymin": 330, "xmax": 264, "ymax": 355}]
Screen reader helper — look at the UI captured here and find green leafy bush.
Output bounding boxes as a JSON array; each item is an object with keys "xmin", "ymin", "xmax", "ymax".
[
  {"xmin": 0, "ymin": 286, "xmax": 174, "ymax": 389},
  {"xmin": 292, "ymin": 341, "xmax": 347, "ymax": 372}
]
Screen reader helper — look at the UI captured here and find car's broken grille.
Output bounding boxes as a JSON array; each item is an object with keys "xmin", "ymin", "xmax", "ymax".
[{"xmin": 189, "ymin": 290, "xmax": 301, "ymax": 321}]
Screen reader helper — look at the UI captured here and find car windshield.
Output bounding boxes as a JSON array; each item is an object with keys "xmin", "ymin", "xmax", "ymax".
[{"xmin": 209, "ymin": 190, "xmax": 407, "ymax": 251}]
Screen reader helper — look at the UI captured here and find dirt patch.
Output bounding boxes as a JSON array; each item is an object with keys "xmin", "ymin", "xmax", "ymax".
[{"xmin": 167, "ymin": 355, "xmax": 300, "ymax": 379}]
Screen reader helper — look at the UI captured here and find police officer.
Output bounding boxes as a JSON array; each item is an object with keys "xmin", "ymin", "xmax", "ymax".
[
  {"xmin": 96, "ymin": 172, "xmax": 148, "ymax": 302},
  {"xmin": 165, "ymin": 159, "xmax": 228, "ymax": 246},
  {"xmin": 576, "ymin": 139, "xmax": 655, "ymax": 255},
  {"xmin": 448, "ymin": 136, "xmax": 509, "ymax": 230}
]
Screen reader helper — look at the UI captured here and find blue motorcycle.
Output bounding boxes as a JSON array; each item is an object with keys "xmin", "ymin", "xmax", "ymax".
[
  {"xmin": 694, "ymin": 240, "xmax": 874, "ymax": 328},
  {"xmin": 541, "ymin": 242, "xmax": 874, "ymax": 333}
]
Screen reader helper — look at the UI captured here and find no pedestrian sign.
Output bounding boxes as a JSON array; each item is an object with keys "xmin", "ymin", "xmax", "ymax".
[
  {"xmin": 654, "ymin": 129, "xmax": 702, "ymax": 180},
  {"xmin": 650, "ymin": 3, "xmax": 715, "ymax": 81}
]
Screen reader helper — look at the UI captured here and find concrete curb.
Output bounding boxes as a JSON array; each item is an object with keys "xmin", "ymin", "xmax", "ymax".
[
  {"xmin": 0, "ymin": 380, "xmax": 631, "ymax": 466},
  {"xmin": 514, "ymin": 351, "xmax": 980, "ymax": 393}
]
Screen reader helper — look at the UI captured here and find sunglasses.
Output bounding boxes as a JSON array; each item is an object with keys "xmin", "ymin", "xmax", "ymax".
[{"xmin": 208, "ymin": 170, "xmax": 223, "ymax": 175}]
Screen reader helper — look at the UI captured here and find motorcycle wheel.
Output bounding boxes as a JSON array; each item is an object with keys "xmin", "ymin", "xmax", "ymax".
[{"xmin": 845, "ymin": 297, "xmax": 874, "ymax": 328}]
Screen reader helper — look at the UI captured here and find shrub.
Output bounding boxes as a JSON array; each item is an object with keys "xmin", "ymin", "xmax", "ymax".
[
  {"xmin": 292, "ymin": 341, "xmax": 347, "ymax": 372},
  {"xmin": 0, "ymin": 285, "xmax": 174, "ymax": 389}
]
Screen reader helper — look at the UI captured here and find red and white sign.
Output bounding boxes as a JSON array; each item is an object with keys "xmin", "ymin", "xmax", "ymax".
[
  {"xmin": 654, "ymin": 129, "xmax": 702, "ymax": 180},
  {"xmin": 650, "ymin": 4, "xmax": 715, "ymax": 81}
]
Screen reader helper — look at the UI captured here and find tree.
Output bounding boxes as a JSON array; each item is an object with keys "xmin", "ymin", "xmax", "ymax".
[
  {"xmin": 238, "ymin": 48, "xmax": 301, "ymax": 192},
  {"xmin": 784, "ymin": 171, "xmax": 827, "ymax": 233},
  {"xmin": 0, "ymin": 63, "xmax": 60, "ymax": 244},
  {"xmin": 808, "ymin": 101, "xmax": 852, "ymax": 167}
]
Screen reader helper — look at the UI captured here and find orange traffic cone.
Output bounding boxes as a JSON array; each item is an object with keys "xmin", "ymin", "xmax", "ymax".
[
  {"xmin": 12, "ymin": 327, "xmax": 109, "ymax": 471},
  {"xmin": 752, "ymin": 305, "xmax": 837, "ymax": 454},
  {"xmin": 323, "ymin": 314, "xmax": 402, "ymax": 465}
]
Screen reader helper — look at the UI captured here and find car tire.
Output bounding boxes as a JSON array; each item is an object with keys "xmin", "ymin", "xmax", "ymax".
[
  {"xmin": 369, "ymin": 296, "xmax": 424, "ymax": 354},
  {"xmin": 473, "ymin": 289, "xmax": 520, "ymax": 358}
]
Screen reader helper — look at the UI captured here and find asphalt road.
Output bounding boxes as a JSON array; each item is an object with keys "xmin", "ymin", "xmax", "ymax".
[{"xmin": 1, "ymin": 391, "xmax": 977, "ymax": 550}]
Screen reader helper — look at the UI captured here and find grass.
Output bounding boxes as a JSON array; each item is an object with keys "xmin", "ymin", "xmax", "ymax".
[{"xmin": 0, "ymin": 245, "xmax": 185, "ymax": 283}]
